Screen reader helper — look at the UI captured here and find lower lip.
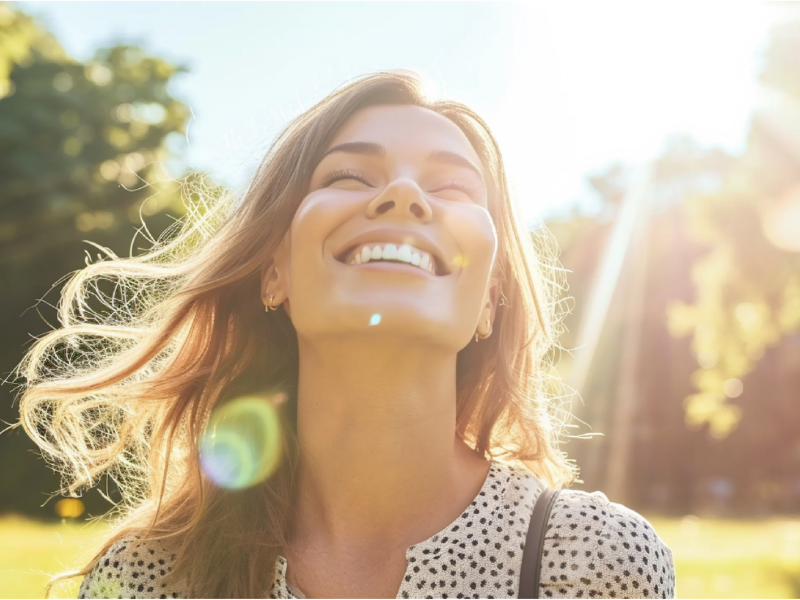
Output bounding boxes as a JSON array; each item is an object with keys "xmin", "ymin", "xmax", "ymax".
[{"xmin": 340, "ymin": 260, "xmax": 436, "ymax": 277}]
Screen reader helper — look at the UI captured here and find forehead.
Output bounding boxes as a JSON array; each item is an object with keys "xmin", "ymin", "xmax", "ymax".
[{"xmin": 327, "ymin": 105, "xmax": 485, "ymax": 172}]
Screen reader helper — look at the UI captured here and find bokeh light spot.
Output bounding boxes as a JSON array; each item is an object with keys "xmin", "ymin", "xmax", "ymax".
[
  {"xmin": 709, "ymin": 405, "xmax": 742, "ymax": 439},
  {"xmin": 200, "ymin": 394, "xmax": 283, "ymax": 490},
  {"xmin": 272, "ymin": 391, "xmax": 289, "ymax": 405},
  {"xmin": 85, "ymin": 63, "xmax": 113, "ymax": 86},
  {"xmin": 722, "ymin": 378, "xmax": 743, "ymax": 398},
  {"xmin": 129, "ymin": 120, "xmax": 150, "ymax": 139},
  {"xmin": 134, "ymin": 101, "xmax": 167, "ymax": 125},
  {"xmin": 62, "ymin": 137, "xmax": 82, "ymax": 156},
  {"xmin": 369, "ymin": 313, "xmax": 382, "ymax": 326},
  {"xmin": 99, "ymin": 160, "xmax": 121, "ymax": 181},
  {"xmin": 106, "ymin": 127, "xmax": 131, "ymax": 149},
  {"xmin": 115, "ymin": 103, "xmax": 134, "ymax": 123},
  {"xmin": 451, "ymin": 254, "xmax": 469, "ymax": 270},
  {"xmin": 54, "ymin": 498, "xmax": 85, "ymax": 518},
  {"xmin": 734, "ymin": 302, "xmax": 762, "ymax": 331},
  {"xmin": 125, "ymin": 152, "xmax": 146, "ymax": 172},
  {"xmin": 53, "ymin": 72, "xmax": 73, "ymax": 92},
  {"xmin": 697, "ymin": 349, "xmax": 718, "ymax": 369},
  {"xmin": 763, "ymin": 183, "xmax": 800, "ymax": 252}
]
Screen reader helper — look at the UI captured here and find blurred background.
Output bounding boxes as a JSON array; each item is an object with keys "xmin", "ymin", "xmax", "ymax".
[{"xmin": 1, "ymin": 1, "xmax": 799, "ymax": 598}]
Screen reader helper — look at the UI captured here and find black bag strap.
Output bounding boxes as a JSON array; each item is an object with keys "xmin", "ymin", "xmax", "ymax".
[{"xmin": 518, "ymin": 487, "xmax": 561, "ymax": 599}]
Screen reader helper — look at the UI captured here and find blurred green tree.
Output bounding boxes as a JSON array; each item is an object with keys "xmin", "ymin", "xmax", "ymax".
[
  {"xmin": 0, "ymin": 2, "xmax": 210, "ymax": 517},
  {"xmin": 0, "ymin": 19, "xmax": 192, "ymax": 291},
  {"xmin": 0, "ymin": 2, "xmax": 64, "ymax": 98}
]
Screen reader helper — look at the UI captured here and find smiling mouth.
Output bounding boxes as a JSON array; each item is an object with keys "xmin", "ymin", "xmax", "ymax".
[
  {"xmin": 341, "ymin": 259, "xmax": 439, "ymax": 277},
  {"xmin": 334, "ymin": 243, "xmax": 449, "ymax": 277}
]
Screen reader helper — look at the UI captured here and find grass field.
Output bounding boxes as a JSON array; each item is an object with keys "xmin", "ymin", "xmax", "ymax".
[
  {"xmin": 0, "ymin": 515, "xmax": 111, "ymax": 599},
  {"xmin": 2, "ymin": 514, "xmax": 800, "ymax": 598}
]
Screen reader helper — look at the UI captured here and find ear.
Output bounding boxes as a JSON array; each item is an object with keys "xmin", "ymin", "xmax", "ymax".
[
  {"xmin": 477, "ymin": 276, "xmax": 502, "ymax": 336},
  {"xmin": 484, "ymin": 276, "xmax": 502, "ymax": 325},
  {"xmin": 260, "ymin": 236, "xmax": 290, "ymax": 313}
]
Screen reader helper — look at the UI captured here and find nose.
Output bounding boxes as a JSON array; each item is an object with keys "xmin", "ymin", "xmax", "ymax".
[{"xmin": 365, "ymin": 177, "xmax": 433, "ymax": 223}]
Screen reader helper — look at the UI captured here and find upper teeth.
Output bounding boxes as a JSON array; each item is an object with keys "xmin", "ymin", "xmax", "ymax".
[{"xmin": 346, "ymin": 243, "xmax": 436, "ymax": 275}]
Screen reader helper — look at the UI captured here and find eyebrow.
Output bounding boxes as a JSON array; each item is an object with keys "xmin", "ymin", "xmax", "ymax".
[{"xmin": 318, "ymin": 141, "xmax": 485, "ymax": 182}]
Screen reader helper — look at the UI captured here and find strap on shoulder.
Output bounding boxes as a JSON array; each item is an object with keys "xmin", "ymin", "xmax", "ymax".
[{"xmin": 518, "ymin": 487, "xmax": 561, "ymax": 599}]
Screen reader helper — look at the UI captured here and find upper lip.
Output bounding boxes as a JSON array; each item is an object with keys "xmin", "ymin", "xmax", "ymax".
[{"xmin": 334, "ymin": 228, "xmax": 450, "ymax": 275}]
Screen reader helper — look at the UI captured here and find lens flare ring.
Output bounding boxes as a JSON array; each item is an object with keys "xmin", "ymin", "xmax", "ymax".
[{"xmin": 199, "ymin": 394, "xmax": 283, "ymax": 490}]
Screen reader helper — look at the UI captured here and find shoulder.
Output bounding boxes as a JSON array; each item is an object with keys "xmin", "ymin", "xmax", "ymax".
[
  {"xmin": 78, "ymin": 534, "xmax": 187, "ymax": 599},
  {"xmin": 541, "ymin": 488, "xmax": 676, "ymax": 599}
]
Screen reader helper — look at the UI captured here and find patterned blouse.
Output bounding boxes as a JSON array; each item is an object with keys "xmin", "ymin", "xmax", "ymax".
[{"xmin": 78, "ymin": 460, "xmax": 676, "ymax": 599}]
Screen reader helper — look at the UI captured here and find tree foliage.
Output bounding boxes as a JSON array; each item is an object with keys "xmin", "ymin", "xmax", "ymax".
[
  {"xmin": 0, "ymin": 2, "xmax": 207, "ymax": 516},
  {"xmin": 0, "ymin": 2, "xmax": 64, "ymax": 98},
  {"xmin": 666, "ymin": 19, "xmax": 800, "ymax": 439},
  {"xmin": 0, "ymin": 8, "xmax": 193, "ymax": 294}
]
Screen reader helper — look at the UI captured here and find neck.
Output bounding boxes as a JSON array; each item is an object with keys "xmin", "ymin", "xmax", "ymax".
[{"xmin": 290, "ymin": 336, "xmax": 489, "ymax": 554}]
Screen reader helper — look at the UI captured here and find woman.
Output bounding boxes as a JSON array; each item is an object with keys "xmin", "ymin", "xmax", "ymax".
[{"xmin": 17, "ymin": 70, "xmax": 675, "ymax": 599}]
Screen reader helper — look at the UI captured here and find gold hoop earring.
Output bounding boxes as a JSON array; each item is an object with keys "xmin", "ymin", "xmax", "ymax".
[
  {"xmin": 265, "ymin": 294, "xmax": 279, "ymax": 312},
  {"xmin": 474, "ymin": 319, "xmax": 492, "ymax": 342}
]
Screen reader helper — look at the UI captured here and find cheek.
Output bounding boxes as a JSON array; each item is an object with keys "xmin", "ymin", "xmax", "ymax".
[
  {"xmin": 441, "ymin": 207, "xmax": 498, "ymax": 277},
  {"xmin": 291, "ymin": 191, "xmax": 366, "ymax": 238},
  {"xmin": 288, "ymin": 193, "xmax": 358, "ymax": 264}
]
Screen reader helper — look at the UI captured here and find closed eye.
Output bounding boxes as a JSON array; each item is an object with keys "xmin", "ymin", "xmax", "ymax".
[
  {"xmin": 431, "ymin": 179, "xmax": 478, "ymax": 196},
  {"xmin": 320, "ymin": 168, "xmax": 372, "ymax": 187},
  {"xmin": 321, "ymin": 171, "xmax": 479, "ymax": 199}
]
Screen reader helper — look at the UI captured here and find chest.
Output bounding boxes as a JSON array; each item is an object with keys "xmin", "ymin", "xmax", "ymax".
[
  {"xmin": 285, "ymin": 549, "xmax": 409, "ymax": 599},
  {"xmin": 281, "ymin": 536, "xmax": 526, "ymax": 599}
]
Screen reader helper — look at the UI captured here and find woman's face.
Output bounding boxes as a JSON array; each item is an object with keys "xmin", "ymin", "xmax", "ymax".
[{"xmin": 265, "ymin": 104, "xmax": 499, "ymax": 350}]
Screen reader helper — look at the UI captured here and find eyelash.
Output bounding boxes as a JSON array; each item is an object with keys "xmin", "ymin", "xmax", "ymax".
[
  {"xmin": 320, "ymin": 169, "xmax": 478, "ymax": 196},
  {"xmin": 320, "ymin": 168, "xmax": 368, "ymax": 188}
]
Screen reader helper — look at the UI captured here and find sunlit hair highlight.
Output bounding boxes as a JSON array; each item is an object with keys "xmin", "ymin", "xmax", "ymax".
[{"xmin": 14, "ymin": 69, "xmax": 576, "ymax": 598}]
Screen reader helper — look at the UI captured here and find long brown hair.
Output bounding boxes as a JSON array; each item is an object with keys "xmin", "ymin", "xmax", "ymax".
[{"xmin": 15, "ymin": 70, "xmax": 576, "ymax": 598}]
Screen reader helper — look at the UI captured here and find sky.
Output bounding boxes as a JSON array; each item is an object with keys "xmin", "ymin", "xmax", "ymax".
[{"xmin": 18, "ymin": 1, "xmax": 800, "ymax": 223}]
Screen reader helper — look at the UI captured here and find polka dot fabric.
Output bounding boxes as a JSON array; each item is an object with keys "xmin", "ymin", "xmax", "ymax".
[
  {"xmin": 79, "ymin": 461, "xmax": 675, "ymax": 598},
  {"xmin": 77, "ymin": 536, "xmax": 181, "ymax": 599},
  {"xmin": 539, "ymin": 489, "xmax": 675, "ymax": 598}
]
